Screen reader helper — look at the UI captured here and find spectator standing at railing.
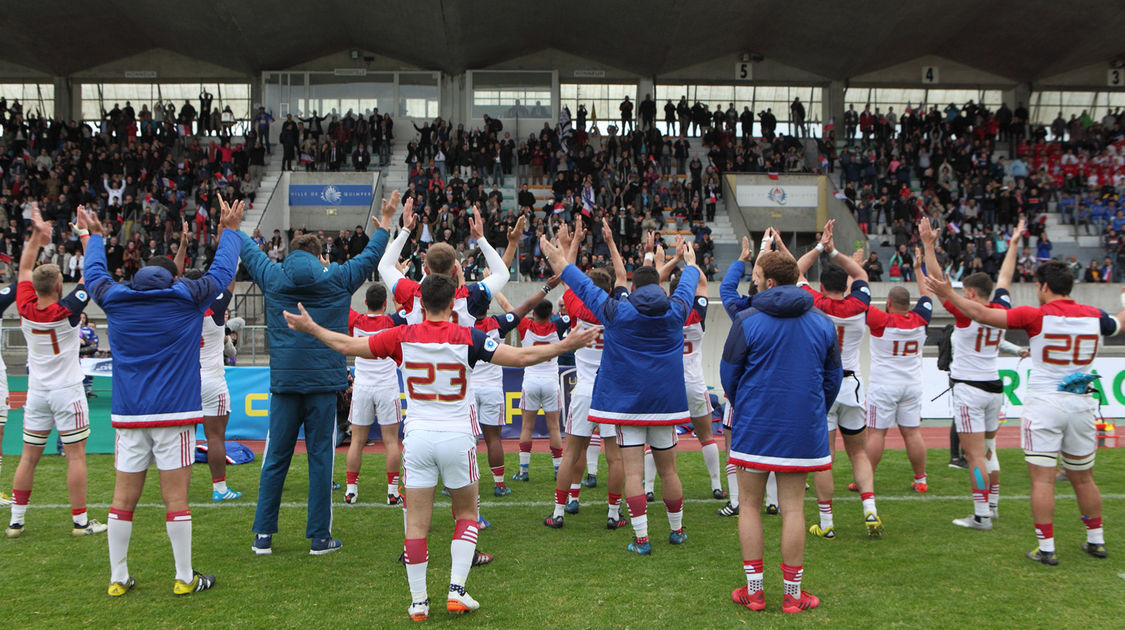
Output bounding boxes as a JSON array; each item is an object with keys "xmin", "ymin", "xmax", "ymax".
[{"xmin": 619, "ymin": 96, "xmax": 634, "ymax": 134}]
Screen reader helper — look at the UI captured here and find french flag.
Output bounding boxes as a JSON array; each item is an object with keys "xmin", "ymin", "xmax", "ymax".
[{"xmin": 161, "ymin": 177, "xmax": 177, "ymax": 190}]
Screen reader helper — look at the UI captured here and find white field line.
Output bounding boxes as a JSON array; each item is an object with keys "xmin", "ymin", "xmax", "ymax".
[{"xmin": 16, "ymin": 494, "xmax": 1125, "ymax": 511}]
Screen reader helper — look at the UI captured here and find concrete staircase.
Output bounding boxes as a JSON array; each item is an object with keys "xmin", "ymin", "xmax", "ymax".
[{"xmin": 244, "ymin": 158, "xmax": 283, "ymax": 233}]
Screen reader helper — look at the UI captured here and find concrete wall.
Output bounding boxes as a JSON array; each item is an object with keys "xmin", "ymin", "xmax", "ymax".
[{"xmin": 286, "ymin": 171, "xmax": 380, "ymax": 233}]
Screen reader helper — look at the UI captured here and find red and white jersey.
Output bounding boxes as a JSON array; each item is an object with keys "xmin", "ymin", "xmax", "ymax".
[
  {"xmin": 367, "ymin": 320, "xmax": 497, "ymax": 435},
  {"xmin": 518, "ymin": 316, "xmax": 569, "ymax": 380},
  {"xmin": 17, "ymin": 281, "xmax": 89, "ymax": 390},
  {"xmin": 866, "ymin": 297, "xmax": 932, "ymax": 386},
  {"xmin": 563, "ymin": 289, "xmax": 607, "ymax": 394},
  {"xmin": 471, "ymin": 312, "xmax": 521, "ymax": 389},
  {"xmin": 682, "ymin": 297, "xmax": 709, "ymax": 385},
  {"xmin": 200, "ymin": 290, "xmax": 234, "ymax": 380},
  {"xmin": 349, "ymin": 309, "xmax": 407, "ymax": 389},
  {"xmin": 945, "ymin": 288, "xmax": 1011, "ymax": 382},
  {"xmin": 393, "ymin": 277, "xmax": 483, "ymax": 327},
  {"xmin": 1006, "ymin": 299, "xmax": 1120, "ymax": 393},
  {"xmin": 802, "ymin": 280, "xmax": 871, "ymax": 373}
]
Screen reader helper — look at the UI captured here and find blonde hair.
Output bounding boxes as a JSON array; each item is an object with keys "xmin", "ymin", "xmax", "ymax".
[{"xmin": 32, "ymin": 264, "xmax": 61, "ymax": 297}]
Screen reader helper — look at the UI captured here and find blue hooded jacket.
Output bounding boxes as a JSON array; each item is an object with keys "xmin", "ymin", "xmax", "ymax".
[
  {"xmin": 562, "ymin": 263, "xmax": 698, "ymax": 425},
  {"xmin": 719, "ymin": 284, "xmax": 842, "ymax": 471},
  {"xmin": 240, "ymin": 227, "xmax": 389, "ymax": 393}
]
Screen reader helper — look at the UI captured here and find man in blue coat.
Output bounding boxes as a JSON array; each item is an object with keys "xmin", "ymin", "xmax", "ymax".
[
  {"xmin": 720, "ymin": 248, "xmax": 841, "ymax": 614},
  {"xmin": 246, "ymin": 191, "xmax": 395, "ymax": 555}
]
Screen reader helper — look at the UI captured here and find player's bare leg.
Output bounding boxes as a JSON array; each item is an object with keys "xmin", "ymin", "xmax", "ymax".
[
  {"xmin": 481, "ymin": 425, "xmax": 508, "ymax": 496},
  {"xmin": 204, "ymin": 412, "xmax": 240, "ymax": 501},
  {"xmin": 383, "ymin": 425, "xmax": 403, "ymax": 504},
  {"xmin": 621, "ymin": 445, "xmax": 652, "ymax": 552},
  {"xmin": 692, "ymin": 415, "xmax": 724, "ymax": 499},
  {"xmin": 810, "ymin": 430, "xmax": 837, "ymax": 538},
  {"xmin": 899, "ymin": 426, "xmax": 928, "ymax": 492},
  {"xmin": 108, "ymin": 470, "xmax": 148, "ymax": 592},
  {"xmin": 717, "ymin": 430, "xmax": 740, "ymax": 516},
  {"xmin": 1063, "ymin": 453, "xmax": 1105, "ymax": 559},
  {"xmin": 403, "ymin": 486, "xmax": 436, "ymax": 620},
  {"xmin": 7, "ymin": 438, "xmax": 46, "ymax": 536},
  {"xmin": 842, "ymin": 430, "xmax": 881, "ymax": 535},
  {"xmin": 603, "ymin": 435, "xmax": 627, "ymax": 528},
  {"xmin": 952, "ymin": 431, "xmax": 991, "ymax": 530},
  {"xmin": 1026, "ymin": 460, "xmax": 1059, "ymax": 564},
  {"xmin": 985, "ymin": 431, "xmax": 1000, "ymax": 518},
  {"xmin": 344, "ymin": 423, "xmax": 371, "ymax": 504},
  {"xmin": 545, "ymin": 434, "xmax": 590, "ymax": 528},
  {"xmin": 777, "ymin": 471, "xmax": 818, "ymax": 612},
  {"xmin": 545, "ymin": 410, "xmax": 563, "ymax": 477},
  {"xmin": 447, "ymin": 484, "xmax": 482, "ymax": 615},
  {"xmin": 515, "ymin": 404, "xmax": 535, "ymax": 481},
  {"xmin": 651, "ymin": 446, "xmax": 685, "ymax": 543},
  {"xmin": 865, "ymin": 428, "xmax": 888, "ymax": 471}
]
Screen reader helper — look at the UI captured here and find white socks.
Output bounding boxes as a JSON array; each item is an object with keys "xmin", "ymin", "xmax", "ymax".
[
  {"xmin": 701, "ymin": 440, "xmax": 721, "ymax": 490},
  {"xmin": 726, "ymin": 461, "xmax": 740, "ymax": 508},
  {"xmin": 166, "ymin": 511, "xmax": 193, "ymax": 584},
  {"xmin": 108, "ymin": 509, "xmax": 133, "ymax": 584},
  {"xmin": 644, "ymin": 449, "xmax": 655, "ymax": 494}
]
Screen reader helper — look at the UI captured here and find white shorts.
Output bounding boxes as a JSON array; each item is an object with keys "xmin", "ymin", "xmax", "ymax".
[
  {"xmin": 473, "ymin": 387, "xmax": 506, "ymax": 427},
  {"xmin": 1021, "ymin": 392, "xmax": 1098, "ymax": 457},
  {"xmin": 835, "ymin": 372, "xmax": 865, "ymax": 408},
  {"xmin": 565, "ymin": 390, "xmax": 615, "ymax": 438},
  {"xmin": 615, "ymin": 424, "xmax": 678, "ymax": 450},
  {"xmin": 23, "ymin": 384, "xmax": 89, "ymax": 442},
  {"xmin": 114, "ymin": 425, "xmax": 196, "ymax": 473},
  {"xmin": 402, "ymin": 430, "xmax": 479, "ymax": 489},
  {"xmin": 865, "ymin": 383, "xmax": 922, "ymax": 429},
  {"xmin": 349, "ymin": 386, "xmax": 402, "ymax": 427},
  {"xmin": 521, "ymin": 378, "xmax": 561, "ymax": 413},
  {"xmin": 951, "ymin": 383, "xmax": 1003, "ymax": 434},
  {"xmin": 686, "ymin": 381, "xmax": 713, "ymax": 418},
  {"xmin": 201, "ymin": 375, "xmax": 231, "ymax": 417},
  {"xmin": 828, "ymin": 402, "xmax": 865, "ymax": 433}
]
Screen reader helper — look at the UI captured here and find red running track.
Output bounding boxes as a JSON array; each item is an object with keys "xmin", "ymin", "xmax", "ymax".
[{"xmin": 239, "ymin": 424, "xmax": 1022, "ymax": 455}]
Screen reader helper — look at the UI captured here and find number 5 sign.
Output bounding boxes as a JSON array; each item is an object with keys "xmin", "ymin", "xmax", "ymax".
[
  {"xmin": 921, "ymin": 66, "xmax": 939, "ymax": 84},
  {"xmin": 735, "ymin": 62, "xmax": 753, "ymax": 82}
]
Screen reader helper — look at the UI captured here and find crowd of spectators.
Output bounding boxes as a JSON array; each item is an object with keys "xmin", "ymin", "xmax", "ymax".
[
  {"xmin": 831, "ymin": 98, "xmax": 1125, "ymax": 282},
  {"xmin": 0, "ymin": 96, "xmax": 267, "ymax": 282}
]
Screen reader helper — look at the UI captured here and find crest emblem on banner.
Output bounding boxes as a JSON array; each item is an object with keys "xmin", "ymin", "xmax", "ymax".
[
  {"xmin": 320, "ymin": 185, "xmax": 342, "ymax": 204},
  {"xmin": 767, "ymin": 186, "xmax": 787, "ymax": 205}
]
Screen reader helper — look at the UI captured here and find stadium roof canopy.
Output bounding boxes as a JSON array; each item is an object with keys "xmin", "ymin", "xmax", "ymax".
[{"xmin": 3, "ymin": 0, "xmax": 1123, "ymax": 81}]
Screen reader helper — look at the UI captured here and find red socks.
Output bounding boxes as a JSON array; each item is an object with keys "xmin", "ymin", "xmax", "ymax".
[
  {"xmin": 109, "ymin": 508, "xmax": 133, "ymax": 522},
  {"xmin": 519, "ymin": 441, "xmax": 532, "ymax": 453},
  {"xmin": 625, "ymin": 494, "xmax": 647, "ymax": 518},
  {"xmin": 550, "ymin": 446, "xmax": 563, "ymax": 459},
  {"xmin": 346, "ymin": 471, "xmax": 359, "ymax": 485},
  {"xmin": 403, "ymin": 538, "xmax": 428, "ymax": 564},
  {"xmin": 12, "ymin": 489, "xmax": 30, "ymax": 505},
  {"xmin": 555, "ymin": 489, "xmax": 568, "ymax": 506}
]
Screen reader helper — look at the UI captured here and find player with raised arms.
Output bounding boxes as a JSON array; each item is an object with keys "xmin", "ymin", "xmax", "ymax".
[
  {"xmin": 282, "ymin": 274, "xmax": 597, "ymax": 621},
  {"xmin": 6, "ymin": 206, "xmax": 101, "ymax": 539},
  {"xmin": 793, "ymin": 220, "xmax": 883, "ymax": 538},
  {"xmin": 541, "ymin": 224, "xmax": 700, "ymax": 555},
  {"xmin": 926, "ymin": 260, "xmax": 1124, "ymax": 564}
]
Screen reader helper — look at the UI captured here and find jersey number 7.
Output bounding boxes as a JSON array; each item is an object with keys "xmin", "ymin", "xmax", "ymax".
[{"xmin": 31, "ymin": 328, "xmax": 60, "ymax": 355}]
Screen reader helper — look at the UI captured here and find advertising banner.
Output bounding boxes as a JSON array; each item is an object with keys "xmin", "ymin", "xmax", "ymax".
[{"xmin": 288, "ymin": 184, "xmax": 373, "ymax": 207}]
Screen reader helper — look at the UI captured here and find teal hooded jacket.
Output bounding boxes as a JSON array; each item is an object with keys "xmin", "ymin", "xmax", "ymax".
[{"xmin": 239, "ymin": 227, "xmax": 390, "ymax": 393}]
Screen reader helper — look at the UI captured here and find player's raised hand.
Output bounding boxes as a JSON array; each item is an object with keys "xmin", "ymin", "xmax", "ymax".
[
  {"xmin": 469, "ymin": 210, "xmax": 485, "ymax": 241},
  {"xmin": 918, "ymin": 217, "xmax": 937, "ymax": 244},
  {"xmin": 643, "ymin": 230, "xmax": 655, "ymax": 254},
  {"xmin": 546, "ymin": 274, "xmax": 562, "ymax": 289},
  {"xmin": 1009, "ymin": 217, "xmax": 1026, "ymax": 247},
  {"xmin": 568, "ymin": 221, "xmax": 585, "ymax": 263},
  {"xmin": 378, "ymin": 190, "xmax": 402, "ymax": 227},
  {"xmin": 395, "ymin": 258, "xmax": 410, "ymax": 274},
  {"xmin": 81, "ymin": 207, "xmax": 104, "ymax": 236},
  {"xmin": 402, "ymin": 207, "xmax": 417, "ymax": 231},
  {"xmin": 539, "ymin": 234, "xmax": 567, "ymax": 273},
  {"xmin": 738, "ymin": 236, "xmax": 753, "ymax": 263},
  {"xmin": 852, "ymin": 247, "xmax": 865, "ymax": 264},
  {"xmin": 601, "ymin": 217, "xmax": 614, "ymax": 244},
  {"xmin": 283, "ymin": 303, "xmax": 317, "ymax": 333},
  {"xmin": 507, "ymin": 214, "xmax": 526, "ymax": 246},
  {"xmin": 218, "ymin": 194, "xmax": 244, "ymax": 231},
  {"xmin": 180, "ymin": 220, "xmax": 190, "ymax": 244},
  {"xmin": 819, "ymin": 219, "xmax": 835, "ymax": 248},
  {"xmin": 556, "ymin": 222, "xmax": 572, "ymax": 252},
  {"xmin": 922, "ymin": 273, "xmax": 954, "ymax": 299},
  {"xmin": 562, "ymin": 325, "xmax": 599, "ymax": 351},
  {"xmin": 682, "ymin": 237, "xmax": 697, "ymax": 267}
]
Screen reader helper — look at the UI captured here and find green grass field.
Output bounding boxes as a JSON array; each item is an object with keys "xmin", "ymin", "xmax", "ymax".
[{"xmin": 1, "ymin": 447, "xmax": 1123, "ymax": 629}]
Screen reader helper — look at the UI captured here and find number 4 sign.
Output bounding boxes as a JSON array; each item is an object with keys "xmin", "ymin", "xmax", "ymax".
[{"xmin": 921, "ymin": 66, "xmax": 939, "ymax": 84}]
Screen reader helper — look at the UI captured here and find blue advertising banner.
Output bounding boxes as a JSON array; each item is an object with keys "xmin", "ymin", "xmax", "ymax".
[
  {"xmin": 288, "ymin": 184, "xmax": 373, "ymax": 207},
  {"xmin": 210, "ymin": 366, "xmax": 577, "ymax": 441}
]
